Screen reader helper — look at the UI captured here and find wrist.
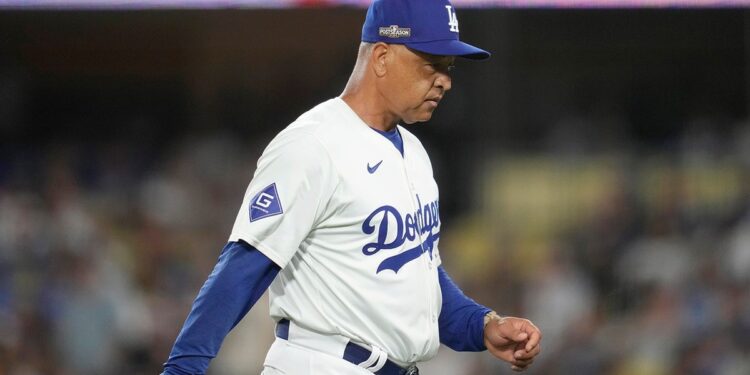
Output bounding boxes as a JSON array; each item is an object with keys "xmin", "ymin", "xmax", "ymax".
[{"xmin": 483, "ymin": 311, "xmax": 502, "ymax": 327}]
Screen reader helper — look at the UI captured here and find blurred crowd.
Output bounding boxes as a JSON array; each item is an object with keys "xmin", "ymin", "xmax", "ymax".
[
  {"xmin": 430, "ymin": 119, "xmax": 750, "ymax": 375},
  {"xmin": 0, "ymin": 133, "xmax": 269, "ymax": 375},
  {"xmin": 1, "ymin": 116, "xmax": 750, "ymax": 375}
]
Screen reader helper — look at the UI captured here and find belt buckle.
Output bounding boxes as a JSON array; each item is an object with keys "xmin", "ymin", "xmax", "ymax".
[{"xmin": 404, "ymin": 365, "xmax": 419, "ymax": 375}]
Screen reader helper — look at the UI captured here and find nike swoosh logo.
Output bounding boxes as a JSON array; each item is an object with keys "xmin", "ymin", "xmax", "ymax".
[{"xmin": 367, "ymin": 160, "xmax": 383, "ymax": 174}]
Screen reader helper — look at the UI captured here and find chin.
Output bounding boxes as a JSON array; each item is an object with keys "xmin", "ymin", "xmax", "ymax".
[
  {"xmin": 403, "ymin": 117, "xmax": 430, "ymax": 125},
  {"xmin": 418, "ymin": 112, "xmax": 435, "ymax": 123},
  {"xmin": 403, "ymin": 111, "xmax": 435, "ymax": 124}
]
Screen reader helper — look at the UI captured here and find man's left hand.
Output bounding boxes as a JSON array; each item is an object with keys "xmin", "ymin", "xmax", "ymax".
[{"xmin": 483, "ymin": 315, "xmax": 542, "ymax": 372}]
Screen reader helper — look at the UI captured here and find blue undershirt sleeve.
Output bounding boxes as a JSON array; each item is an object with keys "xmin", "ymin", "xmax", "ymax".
[
  {"xmin": 437, "ymin": 265, "xmax": 493, "ymax": 352},
  {"xmin": 162, "ymin": 240, "xmax": 281, "ymax": 375}
]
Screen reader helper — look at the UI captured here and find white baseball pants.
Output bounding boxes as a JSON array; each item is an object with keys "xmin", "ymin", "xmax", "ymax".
[{"xmin": 261, "ymin": 338, "xmax": 374, "ymax": 375}]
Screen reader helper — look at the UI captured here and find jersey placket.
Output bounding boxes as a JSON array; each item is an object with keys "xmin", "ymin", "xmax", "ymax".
[{"xmin": 398, "ymin": 150, "xmax": 439, "ymax": 362}]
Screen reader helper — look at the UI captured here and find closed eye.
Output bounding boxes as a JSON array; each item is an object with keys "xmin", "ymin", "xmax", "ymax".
[{"xmin": 426, "ymin": 63, "xmax": 455, "ymax": 74}]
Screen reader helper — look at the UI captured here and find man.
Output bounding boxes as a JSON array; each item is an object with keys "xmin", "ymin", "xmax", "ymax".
[{"xmin": 163, "ymin": 0, "xmax": 541, "ymax": 374}]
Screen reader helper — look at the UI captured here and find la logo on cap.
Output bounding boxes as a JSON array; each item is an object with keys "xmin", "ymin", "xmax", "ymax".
[{"xmin": 445, "ymin": 5, "xmax": 459, "ymax": 33}]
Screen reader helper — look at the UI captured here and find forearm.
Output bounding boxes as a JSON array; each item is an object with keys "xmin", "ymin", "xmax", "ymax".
[
  {"xmin": 163, "ymin": 241, "xmax": 280, "ymax": 375},
  {"xmin": 437, "ymin": 266, "xmax": 492, "ymax": 352}
]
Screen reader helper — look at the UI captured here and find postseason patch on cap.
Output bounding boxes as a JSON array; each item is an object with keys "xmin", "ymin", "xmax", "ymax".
[
  {"xmin": 249, "ymin": 183, "xmax": 283, "ymax": 222},
  {"xmin": 379, "ymin": 25, "xmax": 411, "ymax": 38}
]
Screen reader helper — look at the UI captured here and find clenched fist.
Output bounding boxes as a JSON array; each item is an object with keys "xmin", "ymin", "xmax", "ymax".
[{"xmin": 483, "ymin": 314, "xmax": 542, "ymax": 372}]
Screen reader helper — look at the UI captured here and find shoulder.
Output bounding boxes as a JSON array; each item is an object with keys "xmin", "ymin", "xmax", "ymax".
[
  {"xmin": 271, "ymin": 98, "xmax": 353, "ymax": 148},
  {"xmin": 264, "ymin": 99, "xmax": 342, "ymax": 155}
]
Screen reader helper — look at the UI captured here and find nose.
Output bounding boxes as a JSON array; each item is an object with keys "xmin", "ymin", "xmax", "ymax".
[{"xmin": 435, "ymin": 72, "xmax": 452, "ymax": 92}]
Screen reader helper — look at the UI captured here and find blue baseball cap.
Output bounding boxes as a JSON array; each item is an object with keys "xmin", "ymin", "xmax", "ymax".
[{"xmin": 361, "ymin": 0, "xmax": 490, "ymax": 60}]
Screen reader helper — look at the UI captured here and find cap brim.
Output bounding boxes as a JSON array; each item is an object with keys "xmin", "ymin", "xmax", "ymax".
[{"xmin": 405, "ymin": 39, "xmax": 490, "ymax": 60}]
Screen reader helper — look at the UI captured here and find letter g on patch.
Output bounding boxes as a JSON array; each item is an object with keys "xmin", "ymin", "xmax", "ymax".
[{"xmin": 249, "ymin": 183, "xmax": 284, "ymax": 222}]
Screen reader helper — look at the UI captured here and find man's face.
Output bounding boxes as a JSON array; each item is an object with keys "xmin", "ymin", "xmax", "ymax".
[{"xmin": 381, "ymin": 45, "xmax": 455, "ymax": 124}]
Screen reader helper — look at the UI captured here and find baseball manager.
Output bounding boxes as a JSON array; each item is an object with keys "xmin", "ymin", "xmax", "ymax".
[{"xmin": 162, "ymin": 0, "xmax": 542, "ymax": 373}]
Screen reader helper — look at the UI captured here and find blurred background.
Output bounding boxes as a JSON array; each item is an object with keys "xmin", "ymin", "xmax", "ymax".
[{"xmin": 1, "ymin": 1, "xmax": 750, "ymax": 374}]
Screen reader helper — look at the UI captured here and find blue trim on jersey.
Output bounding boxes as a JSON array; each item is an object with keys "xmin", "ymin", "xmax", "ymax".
[
  {"xmin": 437, "ymin": 266, "xmax": 492, "ymax": 352},
  {"xmin": 163, "ymin": 241, "xmax": 280, "ymax": 375},
  {"xmin": 372, "ymin": 127, "xmax": 404, "ymax": 156}
]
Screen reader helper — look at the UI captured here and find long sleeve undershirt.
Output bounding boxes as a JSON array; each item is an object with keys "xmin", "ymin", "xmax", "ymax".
[
  {"xmin": 163, "ymin": 242, "xmax": 489, "ymax": 374},
  {"xmin": 437, "ymin": 266, "xmax": 492, "ymax": 351},
  {"xmin": 163, "ymin": 241, "xmax": 280, "ymax": 375}
]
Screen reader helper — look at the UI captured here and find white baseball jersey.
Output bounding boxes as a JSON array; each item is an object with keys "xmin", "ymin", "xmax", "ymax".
[{"xmin": 229, "ymin": 97, "xmax": 443, "ymax": 365}]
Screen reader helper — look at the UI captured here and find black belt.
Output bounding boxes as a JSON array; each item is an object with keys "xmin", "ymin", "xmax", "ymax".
[{"xmin": 275, "ymin": 319, "xmax": 419, "ymax": 375}]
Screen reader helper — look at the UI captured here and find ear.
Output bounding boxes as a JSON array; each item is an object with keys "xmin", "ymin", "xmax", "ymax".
[{"xmin": 371, "ymin": 42, "xmax": 389, "ymax": 77}]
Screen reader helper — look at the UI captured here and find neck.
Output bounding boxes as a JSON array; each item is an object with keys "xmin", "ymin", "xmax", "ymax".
[{"xmin": 341, "ymin": 76, "xmax": 400, "ymax": 132}]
